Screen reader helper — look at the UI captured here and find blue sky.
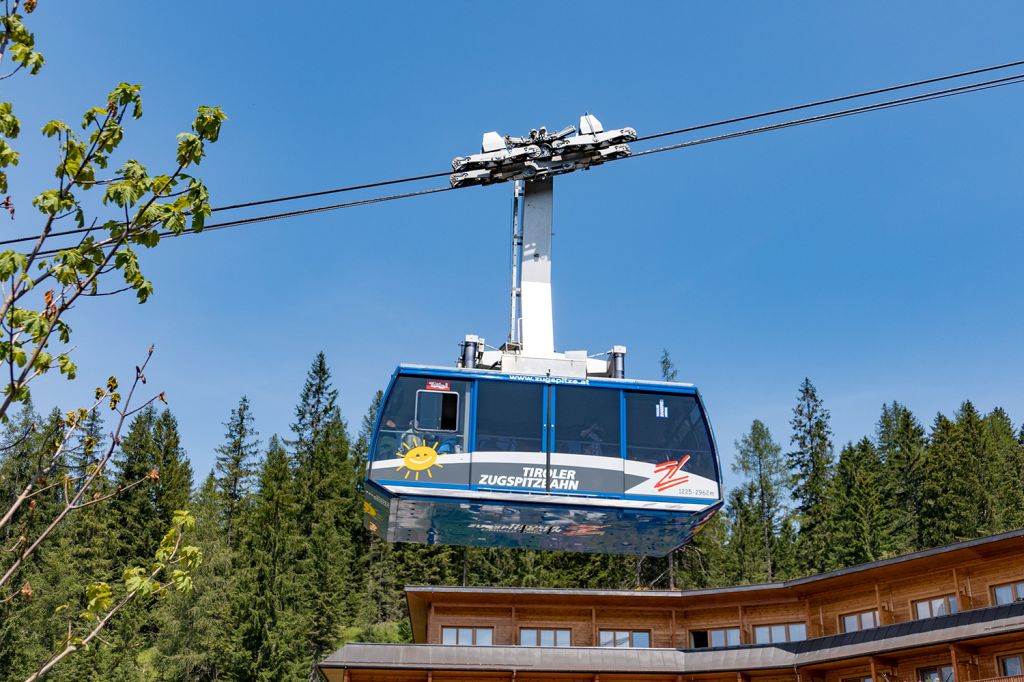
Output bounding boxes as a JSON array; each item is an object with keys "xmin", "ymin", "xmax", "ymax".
[{"xmin": 10, "ymin": 3, "xmax": 1024, "ymax": 491}]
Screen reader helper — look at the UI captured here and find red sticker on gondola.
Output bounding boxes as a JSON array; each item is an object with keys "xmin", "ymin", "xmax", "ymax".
[{"xmin": 426, "ymin": 380, "xmax": 450, "ymax": 391}]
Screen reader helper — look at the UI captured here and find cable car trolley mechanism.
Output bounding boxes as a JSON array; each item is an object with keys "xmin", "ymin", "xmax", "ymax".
[{"xmin": 362, "ymin": 115, "xmax": 724, "ymax": 556}]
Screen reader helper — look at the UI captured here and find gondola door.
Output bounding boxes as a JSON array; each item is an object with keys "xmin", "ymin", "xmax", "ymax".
[
  {"xmin": 470, "ymin": 380, "xmax": 547, "ymax": 493},
  {"xmin": 547, "ymin": 385, "xmax": 624, "ymax": 497}
]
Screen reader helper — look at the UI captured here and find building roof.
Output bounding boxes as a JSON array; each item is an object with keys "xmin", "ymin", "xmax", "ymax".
[
  {"xmin": 404, "ymin": 529, "xmax": 1024, "ymax": 641},
  {"xmin": 321, "ymin": 602, "xmax": 1024, "ymax": 675}
]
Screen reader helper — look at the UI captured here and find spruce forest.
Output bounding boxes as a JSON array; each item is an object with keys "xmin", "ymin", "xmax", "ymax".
[{"xmin": 2, "ymin": 351, "xmax": 1023, "ymax": 681}]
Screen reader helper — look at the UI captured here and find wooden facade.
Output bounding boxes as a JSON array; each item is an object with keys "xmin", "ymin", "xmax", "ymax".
[{"xmin": 320, "ymin": 530, "xmax": 1024, "ymax": 682}]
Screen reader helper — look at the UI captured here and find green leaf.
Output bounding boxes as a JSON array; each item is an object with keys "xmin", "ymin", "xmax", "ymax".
[
  {"xmin": 0, "ymin": 102, "xmax": 21, "ymax": 138},
  {"xmin": 192, "ymin": 105, "xmax": 227, "ymax": 142},
  {"xmin": 172, "ymin": 510, "xmax": 195, "ymax": 530},
  {"xmin": 85, "ymin": 582, "xmax": 112, "ymax": 614},
  {"xmin": 0, "ymin": 139, "xmax": 20, "ymax": 168},
  {"xmin": 175, "ymin": 132, "xmax": 203, "ymax": 167},
  {"xmin": 0, "ymin": 250, "xmax": 28, "ymax": 279},
  {"xmin": 57, "ymin": 353, "xmax": 76, "ymax": 379},
  {"xmin": 41, "ymin": 119, "xmax": 69, "ymax": 138}
]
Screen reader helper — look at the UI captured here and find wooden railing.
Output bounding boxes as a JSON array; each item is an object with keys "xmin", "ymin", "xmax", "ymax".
[{"xmin": 971, "ymin": 676, "xmax": 1024, "ymax": 682}]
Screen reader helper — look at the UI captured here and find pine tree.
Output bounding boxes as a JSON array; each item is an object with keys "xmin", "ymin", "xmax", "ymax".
[
  {"xmin": 676, "ymin": 512, "xmax": 732, "ymax": 588},
  {"xmin": 105, "ymin": 406, "xmax": 194, "ymax": 677},
  {"xmin": 830, "ymin": 438, "xmax": 896, "ymax": 565},
  {"xmin": 232, "ymin": 436, "xmax": 307, "ymax": 681},
  {"xmin": 951, "ymin": 401, "xmax": 993, "ymax": 536},
  {"xmin": 733, "ymin": 420, "xmax": 787, "ymax": 580},
  {"xmin": 920, "ymin": 413, "xmax": 977, "ymax": 546},
  {"xmin": 787, "ymin": 378, "xmax": 835, "ymax": 573},
  {"xmin": 157, "ymin": 473, "xmax": 237, "ymax": 680},
  {"xmin": 214, "ymin": 395, "xmax": 259, "ymax": 549},
  {"xmin": 981, "ymin": 407, "xmax": 1024, "ymax": 531},
  {"xmin": 725, "ymin": 483, "xmax": 769, "ymax": 584},
  {"xmin": 288, "ymin": 352, "xmax": 355, "ymax": 676},
  {"xmin": 876, "ymin": 401, "xmax": 927, "ymax": 551}
]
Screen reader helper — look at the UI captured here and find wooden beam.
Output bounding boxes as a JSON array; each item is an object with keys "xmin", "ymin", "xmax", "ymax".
[
  {"xmin": 874, "ymin": 582, "xmax": 885, "ymax": 626},
  {"xmin": 954, "ymin": 568, "xmax": 966, "ymax": 610},
  {"xmin": 671, "ymin": 608, "xmax": 677, "ymax": 648},
  {"xmin": 591, "ymin": 607, "xmax": 597, "ymax": 647},
  {"xmin": 950, "ymin": 644, "xmax": 961, "ymax": 682},
  {"xmin": 870, "ymin": 656, "xmax": 879, "ymax": 682}
]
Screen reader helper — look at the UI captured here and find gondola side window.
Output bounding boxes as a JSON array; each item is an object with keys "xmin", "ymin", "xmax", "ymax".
[
  {"xmin": 625, "ymin": 392, "xmax": 717, "ymax": 480},
  {"xmin": 553, "ymin": 386, "xmax": 621, "ymax": 457},
  {"xmin": 474, "ymin": 381, "xmax": 544, "ymax": 453},
  {"xmin": 374, "ymin": 377, "xmax": 469, "ymax": 462},
  {"xmin": 415, "ymin": 390, "xmax": 459, "ymax": 431}
]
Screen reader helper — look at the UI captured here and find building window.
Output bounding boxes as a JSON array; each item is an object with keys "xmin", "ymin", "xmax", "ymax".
[
  {"xmin": 690, "ymin": 628, "xmax": 741, "ymax": 648},
  {"xmin": 599, "ymin": 630, "xmax": 651, "ymax": 648},
  {"xmin": 841, "ymin": 609, "xmax": 880, "ymax": 632},
  {"xmin": 1000, "ymin": 655, "xmax": 1023, "ymax": 676},
  {"xmin": 992, "ymin": 581, "xmax": 1024, "ymax": 605},
  {"xmin": 918, "ymin": 665, "xmax": 953, "ymax": 682},
  {"xmin": 441, "ymin": 627, "xmax": 492, "ymax": 646},
  {"xmin": 913, "ymin": 595, "xmax": 959, "ymax": 620},
  {"xmin": 520, "ymin": 628, "xmax": 571, "ymax": 647},
  {"xmin": 753, "ymin": 622, "xmax": 807, "ymax": 644}
]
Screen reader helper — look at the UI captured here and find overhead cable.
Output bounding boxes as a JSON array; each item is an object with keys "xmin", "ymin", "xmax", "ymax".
[
  {"xmin": 4, "ymin": 64, "xmax": 1023, "ymax": 254},
  {"xmin": 633, "ymin": 57, "xmax": 1024, "ymax": 142}
]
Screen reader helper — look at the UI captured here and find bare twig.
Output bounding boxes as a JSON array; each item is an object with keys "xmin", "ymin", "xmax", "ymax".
[{"xmin": 0, "ymin": 348, "xmax": 158, "ymax": 590}]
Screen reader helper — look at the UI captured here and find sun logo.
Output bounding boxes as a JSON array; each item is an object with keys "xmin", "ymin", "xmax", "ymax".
[{"xmin": 396, "ymin": 438, "xmax": 443, "ymax": 480}]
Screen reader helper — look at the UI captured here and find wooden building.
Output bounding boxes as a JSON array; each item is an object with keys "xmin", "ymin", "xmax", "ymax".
[{"xmin": 319, "ymin": 529, "xmax": 1024, "ymax": 682}]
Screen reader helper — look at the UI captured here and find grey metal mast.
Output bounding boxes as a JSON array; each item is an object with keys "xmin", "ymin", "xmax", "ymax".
[{"xmin": 451, "ymin": 115, "xmax": 634, "ymax": 379}]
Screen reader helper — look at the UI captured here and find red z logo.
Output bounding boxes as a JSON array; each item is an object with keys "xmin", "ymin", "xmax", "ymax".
[{"xmin": 653, "ymin": 455, "xmax": 691, "ymax": 492}]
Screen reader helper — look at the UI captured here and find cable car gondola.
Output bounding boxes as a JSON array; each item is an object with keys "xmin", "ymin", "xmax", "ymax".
[{"xmin": 361, "ymin": 116, "xmax": 724, "ymax": 556}]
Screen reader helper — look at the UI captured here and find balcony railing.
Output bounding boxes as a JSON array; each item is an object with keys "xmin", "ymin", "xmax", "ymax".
[{"xmin": 971, "ymin": 676, "xmax": 1024, "ymax": 682}]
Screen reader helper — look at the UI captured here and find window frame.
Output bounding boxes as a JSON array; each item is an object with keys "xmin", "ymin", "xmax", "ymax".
[
  {"xmin": 998, "ymin": 653, "xmax": 1023, "ymax": 677},
  {"xmin": 518, "ymin": 627, "xmax": 572, "ymax": 647},
  {"xmin": 690, "ymin": 627, "xmax": 741, "ymax": 648},
  {"xmin": 440, "ymin": 626, "xmax": 493, "ymax": 646},
  {"xmin": 598, "ymin": 629, "xmax": 652, "ymax": 648},
  {"xmin": 991, "ymin": 581, "xmax": 1024, "ymax": 606},
  {"xmin": 917, "ymin": 665, "xmax": 954, "ymax": 682},
  {"xmin": 414, "ymin": 389, "xmax": 460, "ymax": 432},
  {"xmin": 912, "ymin": 594, "xmax": 959, "ymax": 620},
  {"xmin": 753, "ymin": 622, "xmax": 808, "ymax": 644},
  {"xmin": 840, "ymin": 609, "xmax": 880, "ymax": 633}
]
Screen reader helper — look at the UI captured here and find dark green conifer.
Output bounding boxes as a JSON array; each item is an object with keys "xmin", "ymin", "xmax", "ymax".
[
  {"xmin": 214, "ymin": 396, "xmax": 259, "ymax": 549},
  {"xmin": 725, "ymin": 483, "xmax": 768, "ymax": 584},
  {"xmin": 733, "ymin": 420, "xmax": 787, "ymax": 580},
  {"xmin": 876, "ymin": 402, "xmax": 926, "ymax": 552},
  {"xmin": 981, "ymin": 408, "xmax": 1024, "ymax": 531},
  {"xmin": 830, "ymin": 438, "xmax": 896, "ymax": 565},
  {"xmin": 288, "ymin": 352, "xmax": 355, "ymax": 675},
  {"xmin": 920, "ymin": 413, "xmax": 975, "ymax": 546},
  {"xmin": 157, "ymin": 473, "xmax": 237, "ymax": 680},
  {"xmin": 787, "ymin": 378, "xmax": 835, "ymax": 573},
  {"xmin": 232, "ymin": 435, "xmax": 306, "ymax": 681}
]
